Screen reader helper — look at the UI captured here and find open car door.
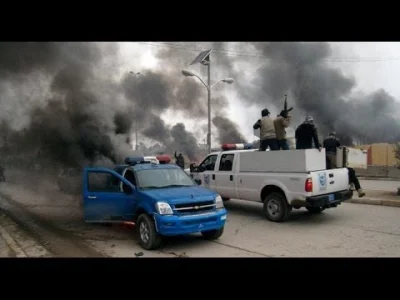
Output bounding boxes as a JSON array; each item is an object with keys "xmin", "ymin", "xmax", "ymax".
[{"xmin": 83, "ymin": 167, "xmax": 137, "ymax": 223}]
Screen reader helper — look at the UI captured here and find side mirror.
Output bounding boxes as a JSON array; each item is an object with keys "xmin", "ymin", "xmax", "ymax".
[{"xmin": 195, "ymin": 179, "xmax": 202, "ymax": 185}]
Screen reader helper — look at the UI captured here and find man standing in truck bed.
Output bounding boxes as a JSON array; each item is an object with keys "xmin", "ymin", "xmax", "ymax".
[
  {"xmin": 253, "ymin": 108, "xmax": 278, "ymax": 151},
  {"xmin": 295, "ymin": 116, "xmax": 322, "ymax": 151},
  {"xmin": 274, "ymin": 110, "xmax": 291, "ymax": 150}
]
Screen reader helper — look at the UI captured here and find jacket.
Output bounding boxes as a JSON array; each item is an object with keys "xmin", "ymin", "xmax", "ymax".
[
  {"xmin": 323, "ymin": 137, "xmax": 341, "ymax": 154},
  {"xmin": 295, "ymin": 122, "xmax": 320, "ymax": 149},
  {"xmin": 274, "ymin": 116, "xmax": 290, "ymax": 140},
  {"xmin": 253, "ymin": 116, "xmax": 276, "ymax": 140}
]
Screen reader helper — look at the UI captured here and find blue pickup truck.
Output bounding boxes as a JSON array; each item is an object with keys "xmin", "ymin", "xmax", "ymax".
[{"xmin": 82, "ymin": 157, "xmax": 227, "ymax": 250}]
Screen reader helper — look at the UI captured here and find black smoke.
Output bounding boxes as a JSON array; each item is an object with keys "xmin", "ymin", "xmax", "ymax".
[
  {"xmin": 239, "ymin": 42, "xmax": 400, "ymax": 145},
  {"xmin": 212, "ymin": 115, "xmax": 247, "ymax": 144}
]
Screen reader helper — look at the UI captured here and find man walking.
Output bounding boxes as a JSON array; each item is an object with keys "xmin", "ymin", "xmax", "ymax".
[
  {"xmin": 174, "ymin": 151, "xmax": 185, "ymax": 169},
  {"xmin": 274, "ymin": 110, "xmax": 291, "ymax": 150},
  {"xmin": 253, "ymin": 108, "xmax": 278, "ymax": 151}
]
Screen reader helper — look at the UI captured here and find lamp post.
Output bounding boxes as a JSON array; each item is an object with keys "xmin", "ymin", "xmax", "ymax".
[
  {"xmin": 182, "ymin": 64, "xmax": 234, "ymax": 154},
  {"xmin": 129, "ymin": 71, "xmax": 141, "ymax": 151}
]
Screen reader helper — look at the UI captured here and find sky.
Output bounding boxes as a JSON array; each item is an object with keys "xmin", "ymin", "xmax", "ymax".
[{"xmin": 117, "ymin": 42, "xmax": 400, "ymax": 147}]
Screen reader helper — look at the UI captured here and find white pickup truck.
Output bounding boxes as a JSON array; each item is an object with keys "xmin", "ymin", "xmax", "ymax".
[{"xmin": 188, "ymin": 143, "xmax": 356, "ymax": 222}]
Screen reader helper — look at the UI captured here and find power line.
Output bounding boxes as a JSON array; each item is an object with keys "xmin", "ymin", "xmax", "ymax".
[{"xmin": 138, "ymin": 42, "xmax": 400, "ymax": 63}]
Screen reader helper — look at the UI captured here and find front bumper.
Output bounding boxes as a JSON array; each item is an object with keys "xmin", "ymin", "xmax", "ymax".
[
  {"xmin": 306, "ymin": 190, "xmax": 353, "ymax": 208},
  {"xmin": 154, "ymin": 208, "xmax": 227, "ymax": 236}
]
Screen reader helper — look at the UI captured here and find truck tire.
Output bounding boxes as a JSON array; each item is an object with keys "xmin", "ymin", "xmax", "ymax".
[
  {"xmin": 201, "ymin": 227, "xmax": 224, "ymax": 240},
  {"xmin": 263, "ymin": 192, "xmax": 290, "ymax": 222},
  {"xmin": 137, "ymin": 214, "xmax": 162, "ymax": 250},
  {"xmin": 306, "ymin": 207, "xmax": 324, "ymax": 214}
]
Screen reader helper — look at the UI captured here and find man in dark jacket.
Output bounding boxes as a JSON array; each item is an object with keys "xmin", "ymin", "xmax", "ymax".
[
  {"xmin": 295, "ymin": 116, "xmax": 322, "ymax": 151},
  {"xmin": 253, "ymin": 108, "xmax": 278, "ymax": 151},
  {"xmin": 174, "ymin": 151, "xmax": 185, "ymax": 169},
  {"xmin": 323, "ymin": 132, "xmax": 365, "ymax": 198},
  {"xmin": 323, "ymin": 131, "xmax": 341, "ymax": 169}
]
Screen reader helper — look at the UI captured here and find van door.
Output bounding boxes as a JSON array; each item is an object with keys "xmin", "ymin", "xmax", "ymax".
[
  {"xmin": 215, "ymin": 153, "xmax": 237, "ymax": 199},
  {"xmin": 83, "ymin": 168, "xmax": 137, "ymax": 223}
]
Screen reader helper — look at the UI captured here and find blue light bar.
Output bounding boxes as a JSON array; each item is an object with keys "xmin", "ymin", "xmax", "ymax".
[{"xmin": 124, "ymin": 156, "xmax": 145, "ymax": 165}]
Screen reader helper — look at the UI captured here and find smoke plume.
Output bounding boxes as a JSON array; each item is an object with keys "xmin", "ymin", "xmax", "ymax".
[
  {"xmin": 212, "ymin": 115, "xmax": 247, "ymax": 144},
  {"xmin": 239, "ymin": 42, "xmax": 400, "ymax": 145}
]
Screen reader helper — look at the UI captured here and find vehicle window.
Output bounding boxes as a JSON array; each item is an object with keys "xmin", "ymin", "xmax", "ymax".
[
  {"xmin": 88, "ymin": 172, "xmax": 122, "ymax": 193},
  {"xmin": 199, "ymin": 155, "xmax": 218, "ymax": 171},
  {"xmin": 219, "ymin": 154, "xmax": 234, "ymax": 171},
  {"xmin": 136, "ymin": 168, "xmax": 195, "ymax": 190},
  {"xmin": 124, "ymin": 169, "xmax": 136, "ymax": 186}
]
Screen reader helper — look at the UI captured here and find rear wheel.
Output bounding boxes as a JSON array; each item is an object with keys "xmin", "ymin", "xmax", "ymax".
[
  {"xmin": 306, "ymin": 207, "xmax": 325, "ymax": 214},
  {"xmin": 137, "ymin": 214, "xmax": 162, "ymax": 250},
  {"xmin": 263, "ymin": 192, "xmax": 290, "ymax": 222},
  {"xmin": 201, "ymin": 227, "xmax": 224, "ymax": 240}
]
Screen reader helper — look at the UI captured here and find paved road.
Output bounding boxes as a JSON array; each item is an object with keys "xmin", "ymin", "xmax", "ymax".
[
  {"xmin": 0, "ymin": 235, "xmax": 13, "ymax": 257},
  {"xmin": 360, "ymin": 179, "xmax": 400, "ymax": 191},
  {"xmin": 1, "ymin": 176, "xmax": 399, "ymax": 257},
  {"xmin": 82, "ymin": 199, "xmax": 400, "ymax": 257}
]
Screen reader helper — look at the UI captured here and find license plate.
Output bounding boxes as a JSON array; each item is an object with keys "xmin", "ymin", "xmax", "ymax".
[{"xmin": 328, "ymin": 194, "xmax": 335, "ymax": 202}]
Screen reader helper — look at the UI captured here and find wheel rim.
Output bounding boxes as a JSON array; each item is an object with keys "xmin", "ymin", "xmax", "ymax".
[
  {"xmin": 267, "ymin": 199, "xmax": 280, "ymax": 216},
  {"xmin": 139, "ymin": 221, "xmax": 150, "ymax": 244}
]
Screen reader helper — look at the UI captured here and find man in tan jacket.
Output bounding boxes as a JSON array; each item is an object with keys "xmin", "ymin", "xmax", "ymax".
[
  {"xmin": 274, "ymin": 110, "xmax": 291, "ymax": 150},
  {"xmin": 253, "ymin": 108, "xmax": 278, "ymax": 151}
]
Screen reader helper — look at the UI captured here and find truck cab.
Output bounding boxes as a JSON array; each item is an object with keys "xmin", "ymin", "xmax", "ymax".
[
  {"xmin": 190, "ymin": 143, "xmax": 353, "ymax": 222},
  {"xmin": 82, "ymin": 156, "xmax": 227, "ymax": 250}
]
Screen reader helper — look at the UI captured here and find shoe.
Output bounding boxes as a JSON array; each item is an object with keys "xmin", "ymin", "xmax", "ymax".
[{"xmin": 357, "ymin": 189, "xmax": 366, "ymax": 198}]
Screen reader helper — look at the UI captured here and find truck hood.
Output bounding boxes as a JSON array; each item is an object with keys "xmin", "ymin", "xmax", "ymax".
[{"xmin": 141, "ymin": 186, "xmax": 217, "ymax": 205}]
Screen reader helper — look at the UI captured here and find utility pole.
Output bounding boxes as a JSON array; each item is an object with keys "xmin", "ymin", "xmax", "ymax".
[
  {"xmin": 129, "ymin": 71, "xmax": 141, "ymax": 151},
  {"xmin": 206, "ymin": 56, "xmax": 211, "ymax": 154},
  {"xmin": 182, "ymin": 49, "xmax": 234, "ymax": 154}
]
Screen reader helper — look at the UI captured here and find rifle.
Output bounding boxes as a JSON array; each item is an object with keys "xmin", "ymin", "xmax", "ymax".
[{"xmin": 283, "ymin": 94, "xmax": 293, "ymax": 114}]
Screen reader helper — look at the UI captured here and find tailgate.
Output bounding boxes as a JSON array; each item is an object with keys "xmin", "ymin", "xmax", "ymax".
[{"xmin": 310, "ymin": 168, "xmax": 349, "ymax": 196}]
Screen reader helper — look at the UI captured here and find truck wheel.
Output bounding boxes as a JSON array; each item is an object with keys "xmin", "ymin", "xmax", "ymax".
[
  {"xmin": 263, "ymin": 192, "xmax": 290, "ymax": 222},
  {"xmin": 201, "ymin": 227, "xmax": 224, "ymax": 240},
  {"xmin": 137, "ymin": 214, "xmax": 162, "ymax": 250},
  {"xmin": 306, "ymin": 207, "xmax": 324, "ymax": 214}
]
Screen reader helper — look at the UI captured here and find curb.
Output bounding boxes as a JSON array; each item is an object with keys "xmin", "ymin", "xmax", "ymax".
[
  {"xmin": 359, "ymin": 177, "xmax": 400, "ymax": 181},
  {"xmin": 0, "ymin": 213, "xmax": 51, "ymax": 257},
  {"xmin": 0, "ymin": 216, "xmax": 27, "ymax": 257},
  {"xmin": 347, "ymin": 198, "xmax": 400, "ymax": 208}
]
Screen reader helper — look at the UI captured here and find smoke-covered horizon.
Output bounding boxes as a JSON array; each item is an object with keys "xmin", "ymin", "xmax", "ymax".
[{"xmin": 0, "ymin": 42, "xmax": 399, "ymax": 170}]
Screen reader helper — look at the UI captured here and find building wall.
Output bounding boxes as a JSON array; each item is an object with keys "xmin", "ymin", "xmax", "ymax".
[{"xmin": 353, "ymin": 143, "xmax": 398, "ymax": 167}]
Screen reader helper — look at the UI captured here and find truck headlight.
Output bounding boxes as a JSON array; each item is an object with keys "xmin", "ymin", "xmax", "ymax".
[
  {"xmin": 215, "ymin": 195, "xmax": 224, "ymax": 209},
  {"xmin": 156, "ymin": 202, "xmax": 173, "ymax": 215}
]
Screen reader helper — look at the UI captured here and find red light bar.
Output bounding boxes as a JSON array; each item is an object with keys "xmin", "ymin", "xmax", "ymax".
[{"xmin": 156, "ymin": 155, "xmax": 171, "ymax": 164}]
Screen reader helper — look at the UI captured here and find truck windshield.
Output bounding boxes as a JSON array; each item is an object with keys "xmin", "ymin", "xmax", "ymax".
[{"xmin": 136, "ymin": 168, "xmax": 195, "ymax": 190}]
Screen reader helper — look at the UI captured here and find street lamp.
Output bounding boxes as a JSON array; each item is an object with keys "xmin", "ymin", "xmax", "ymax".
[
  {"xmin": 129, "ymin": 71, "xmax": 141, "ymax": 151},
  {"xmin": 182, "ymin": 50, "xmax": 234, "ymax": 154}
]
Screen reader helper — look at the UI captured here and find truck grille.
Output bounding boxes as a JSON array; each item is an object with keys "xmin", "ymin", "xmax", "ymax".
[{"xmin": 174, "ymin": 200, "xmax": 215, "ymax": 214}]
